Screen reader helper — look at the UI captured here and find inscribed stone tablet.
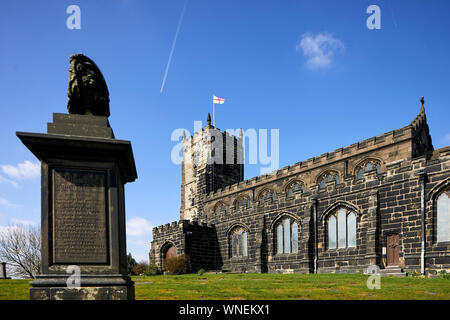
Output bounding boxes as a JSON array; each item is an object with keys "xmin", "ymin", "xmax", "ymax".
[{"xmin": 53, "ymin": 168, "xmax": 108, "ymax": 264}]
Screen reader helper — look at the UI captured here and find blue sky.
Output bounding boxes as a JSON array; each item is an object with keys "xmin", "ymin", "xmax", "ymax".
[{"xmin": 0, "ymin": 0, "xmax": 449, "ymax": 262}]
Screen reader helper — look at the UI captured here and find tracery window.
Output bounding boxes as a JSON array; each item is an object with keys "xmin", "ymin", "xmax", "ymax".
[
  {"xmin": 355, "ymin": 159, "xmax": 381, "ymax": 179},
  {"xmin": 327, "ymin": 208, "xmax": 357, "ymax": 249},
  {"xmin": 236, "ymin": 196, "xmax": 250, "ymax": 210},
  {"xmin": 215, "ymin": 202, "xmax": 228, "ymax": 214},
  {"xmin": 259, "ymin": 190, "xmax": 276, "ymax": 205},
  {"xmin": 318, "ymin": 171, "xmax": 340, "ymax": 189},
  {"xmin": 276, "ymin": 217, "xmax": 299, "ymax": 254},
  {"xmin": 231, "ymin": 227, "xmax": 248, "ymax": 258},
  {"xmin": 437, "ymin": 188, "xmax": 450, "ymax": 242},
  {"xmin": 286, "ymin": 181, "xmax": 305, "ymax": 197}
]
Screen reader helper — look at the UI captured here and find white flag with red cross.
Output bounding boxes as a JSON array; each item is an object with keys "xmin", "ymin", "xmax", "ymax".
[{"xmin": 213, "ymin": 95, "xmax": 225, "ymax": 104}]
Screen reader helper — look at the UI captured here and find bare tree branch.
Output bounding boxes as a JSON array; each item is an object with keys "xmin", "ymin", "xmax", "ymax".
[{"xmin": 0, "ymin": 225, "xmax": 40, "ymax": 279}]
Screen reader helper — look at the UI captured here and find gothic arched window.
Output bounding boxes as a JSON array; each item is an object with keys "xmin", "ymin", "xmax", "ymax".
[
  {"xmin": 215, "ymin": 202, "xmax": 228, "ymax": 215},
  {"xmin": 235, "ymin": 196, "xmax": 250, "ymax": 211},
  {"xmin": 230, "ymin": 227, "xmax": 248, "ymax": 258},
  {"xmin": 327, "ymin": 208, "xmax": 357, "ymax": 249},
  {"xmin": 286, "ymin": 181, "xmax": 305, "ymax": 198},
  {"xmin": 318, "ymin": 171, "xmax": 340, "ymax": 189},
  {"xmin": 275, "ymin": 217, "xmax": 299, "ymax": 254},
  {"xmin": 355, "ymin": 159, "xmax": 381, "ymax": 179},
  {"xmin": 437, "ymin": 188, "xmax": 450, "ymax": 242},
  {"xmin": 259, "ymin": 190, "xmax": 276, "ymax": 205}
]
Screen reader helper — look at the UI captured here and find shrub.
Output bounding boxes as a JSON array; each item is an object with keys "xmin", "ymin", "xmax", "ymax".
[
  {"xmin": 408, "ymin": 271, "xmax": 418, "ymax": 277},
  {"xmin": 132, "ymin": 261, "xmax": 149, "ymax": 275},
  {"xmin": 440, "ymin": 270, "xmax": 450, "ymax": 280},
  {"xmin": 197, "ymin": 268, "xmax": 205, "ymax": 276},
  {"xmin": 145, "ymin": 263, "xmax": 161, "ymax": 276},
  {"xmin": 163, "ymin": 255, "xmax": 189, "ymax": 275}
]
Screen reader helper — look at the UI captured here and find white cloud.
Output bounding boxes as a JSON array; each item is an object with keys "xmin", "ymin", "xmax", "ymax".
[
  {"xmin": 0, "ymin": 175, "xmax": 18, "ymax": 187},
  {"xmin": 128, "ymin": 239, "xmax": 151, "ymax": 262},
  {"xmin": 0, "ymin": 225, "xmax": 23, "ymax": 235},
  {"xmin": 126, "ymin": 218, "xmax": 153, "ymax": 263},
  {"xmin": 9, "ymin": 218, "xmax": 36, "ymax": 226},
  {"xmin": 296, "ymin": 32, "xmax": 345, "ymax": 70},
  {"xmin": 0, "ymin": 197, "xmax": 15, "ymax": 207},
  {"xmin": 1, "ymin": 160, "xmax": 40, "ymax": 180},
  {"xmin": 126, "ymin": 217, "xmax": 153, "ymax": 236},
  {"xmin": 0, "ymin": 218, "xmax": 38, "ymax": 233}
]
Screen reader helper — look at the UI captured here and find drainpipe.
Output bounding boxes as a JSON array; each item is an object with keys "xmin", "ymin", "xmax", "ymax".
[
  {"xmin": 312, "ymin": 197, "xmax": 318, "ymax": 274},
  {"xmin": 419, "ymin": 171, "xmax": 427, "ymax": 275}
]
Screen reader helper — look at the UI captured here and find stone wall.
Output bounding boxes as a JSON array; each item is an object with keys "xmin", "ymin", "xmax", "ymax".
[
  {"xmin": 151, "ymin": 220, "xmax": 221, "ymax": 272},
  {"xmin": 152, "ymin": 146, "xmax": 450, "ymax": 274},
  {"xmin": 150, "ymin": 106, "xmax": 450, "ymax": 275},
  {"xmin": 180, "ymin": 124, "xmax": 244, "ymax": 221}
]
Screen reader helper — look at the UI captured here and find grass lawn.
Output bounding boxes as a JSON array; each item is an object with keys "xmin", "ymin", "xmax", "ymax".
[{"xmin": 1, "ymin": 273, "xmax": 449, "ymax": 300}]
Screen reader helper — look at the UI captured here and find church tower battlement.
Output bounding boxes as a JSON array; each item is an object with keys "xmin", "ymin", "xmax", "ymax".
[{"xmin": 180, "ymin": 113, "xmax": 244, "ymax": 220}]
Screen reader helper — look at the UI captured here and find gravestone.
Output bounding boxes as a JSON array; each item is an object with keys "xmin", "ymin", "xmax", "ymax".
[
  {"xmin": 0, "ymin": 262, "xmax": 11, "ymax": 279},
  {"xmin": 17, "ymin": 54, "xmax": 137, "ymax": 300}
]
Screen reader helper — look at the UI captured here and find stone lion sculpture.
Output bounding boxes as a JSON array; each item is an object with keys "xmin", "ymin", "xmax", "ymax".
[{"xmin": 67, "ymin": 54, "xmax": 110, "ymax": 117}]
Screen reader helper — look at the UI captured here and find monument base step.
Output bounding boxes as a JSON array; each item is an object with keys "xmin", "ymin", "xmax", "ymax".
[
  {"xmin": 30, "ymin": 285, "xmax": 135, "ymax": 300},
  {"xmin": 30, "ymin": 274, "xmax": 135, "ymax": 300}
]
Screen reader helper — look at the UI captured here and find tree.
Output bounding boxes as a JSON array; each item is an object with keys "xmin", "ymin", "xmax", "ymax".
[
  {"xmin": 0, "ymin": 225, "xmax": 41, "ymax": 279},
  {"xmin": 132, "ymin": 261, "xmax": 149, "ymax": 276},
  {"xmin": 127, "ymin": 253, "xmax": 137, "ymax": 275}
]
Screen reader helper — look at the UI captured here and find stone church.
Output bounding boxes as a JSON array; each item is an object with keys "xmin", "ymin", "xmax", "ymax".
[{"xmin": 150, "ymin": 98, "xmax": 450, "ymax": 275}]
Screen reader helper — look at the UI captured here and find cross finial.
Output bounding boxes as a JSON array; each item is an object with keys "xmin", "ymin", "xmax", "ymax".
[{"xmin": 420, "ymin": 96, "xmax": 425, "ymax": 106}]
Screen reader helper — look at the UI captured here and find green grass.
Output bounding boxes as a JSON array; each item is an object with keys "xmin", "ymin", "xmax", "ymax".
[
  {"xmin": 0, "ymin": 279, "xmax": 30, "ymax": 300},
  {"xmin": 1, "ymin": 274, "xmax": 449, "ymax": 300}
]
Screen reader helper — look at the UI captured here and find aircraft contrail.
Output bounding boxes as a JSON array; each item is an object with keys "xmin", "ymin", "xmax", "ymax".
[
  {"xmin": 160, "ymin": 0, "xmax": 188, "ymax": 93},
  {"xmin": 387, "ymin": 0, "xmax": 398, "ymax": 28}
]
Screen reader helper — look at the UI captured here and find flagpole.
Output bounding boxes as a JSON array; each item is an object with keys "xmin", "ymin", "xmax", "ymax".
[{"xmin": 213, "ymin": 94, "xmax": 215, "ymax": 127}]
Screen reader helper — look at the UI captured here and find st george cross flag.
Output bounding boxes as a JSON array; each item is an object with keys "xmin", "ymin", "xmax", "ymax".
[{"xmin": 213, "ymin": 95, "xmax": 225, "ymax": 104}]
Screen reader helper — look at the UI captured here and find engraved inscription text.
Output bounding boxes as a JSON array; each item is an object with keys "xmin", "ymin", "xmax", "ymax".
[{"xmin": 53, "ymin": 168, "xmax": 108, "ymax": 264}]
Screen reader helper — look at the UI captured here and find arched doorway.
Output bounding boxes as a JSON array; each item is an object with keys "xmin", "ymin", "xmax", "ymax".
[
  {"xmin": 161, "ymin": 243, "xmax": 178, "ymax": 270},
  {"xmin": 165, "ymin": 245, "xmax": 178, "ymax": 260}
]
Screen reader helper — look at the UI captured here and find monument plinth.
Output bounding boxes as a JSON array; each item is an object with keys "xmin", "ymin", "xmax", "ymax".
[{"xmin": 17, "ymin": 54, "xmax": 137, "ymax": 300}]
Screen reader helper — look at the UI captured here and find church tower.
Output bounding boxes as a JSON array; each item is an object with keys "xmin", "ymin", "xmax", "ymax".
[{"xmin": 180, "ymin": 114, "xmax": 244, "ymax": 221}]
